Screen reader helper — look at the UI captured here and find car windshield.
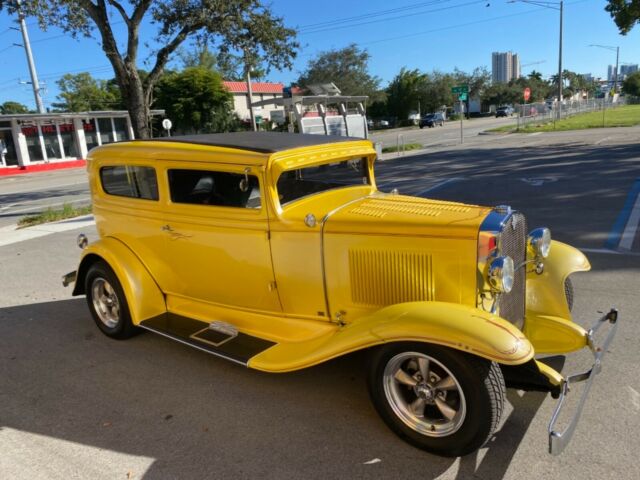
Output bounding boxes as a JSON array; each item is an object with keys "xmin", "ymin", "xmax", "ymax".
[
  {"xmin": 424, "ymin": 114, "xmax": 435, "ymax": 119},
  {"xmin": 277, "ymin": 157, "xmax": 370, "ymax": 206}
]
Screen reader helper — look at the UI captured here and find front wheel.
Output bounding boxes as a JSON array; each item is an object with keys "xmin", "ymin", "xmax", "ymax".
[
  {"xmin": 85, "ymin": 260, "xmax": 138, "ymax": 339},
  {"xmin": 367, "ymin": 343, "xmax": 505, "ymax": 457}
]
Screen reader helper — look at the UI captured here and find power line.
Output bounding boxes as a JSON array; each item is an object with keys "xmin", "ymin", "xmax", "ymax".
[
  {"xmin": 298, "ymin": 0, "xmax": 451, "ymax": 31},
  {"xmin": 300, "ymin": 1, "xmax": 485, "ymax": 35},
  {"xmin": 357, "ymin": 0, "xmax": 592, "ymax": 47}
]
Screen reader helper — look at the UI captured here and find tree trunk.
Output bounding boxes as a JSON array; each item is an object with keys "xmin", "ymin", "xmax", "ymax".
[{"xmin": 120, "ymin": 71, "xmax": 150, "ymax": 139}]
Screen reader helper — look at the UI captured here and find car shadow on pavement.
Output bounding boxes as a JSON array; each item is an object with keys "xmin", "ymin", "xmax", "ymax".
[{"xmin": 1, "ymin": 298, "xmax": 551, "ymax": 478}]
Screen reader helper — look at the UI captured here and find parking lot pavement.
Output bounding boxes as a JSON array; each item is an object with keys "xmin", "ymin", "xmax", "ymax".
[{"xmin": 1, "ymin": 128, "xmax": 640, "ymax": 479}]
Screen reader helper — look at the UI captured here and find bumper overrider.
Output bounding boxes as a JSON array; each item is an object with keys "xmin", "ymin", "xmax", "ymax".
[{"xmin": 547, "ymin": 308, "xmax": 618, "ymax": 455}]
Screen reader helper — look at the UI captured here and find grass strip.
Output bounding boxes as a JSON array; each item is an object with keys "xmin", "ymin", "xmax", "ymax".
[
  {"xmin": 18, "ymin": 203, "xmax": 92, "ymax": 228},
  {"xmin": 382, "ymin": 142, "xmax": 423, "ymax": 153},
  {"xmin": 488, "ymin": 104, "xmax": 640, "ymax": 133}
]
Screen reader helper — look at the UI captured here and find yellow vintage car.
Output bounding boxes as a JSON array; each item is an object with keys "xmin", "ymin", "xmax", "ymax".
[{"xmin": 63, "ymin": 132, "xmax": 617, "ymax": 457}]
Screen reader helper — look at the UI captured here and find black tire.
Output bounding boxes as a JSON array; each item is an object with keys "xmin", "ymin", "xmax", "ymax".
[
  {"xmin": 367, "ymin": 342, "xmax": 505, "ymax": 457},
  {"xmin": 564, "ymin": 277, "xmax": 574, "ymax": 312},
  {"xmin": 85, "ymin": 260, "xmax": 137, "ymax": 339}
]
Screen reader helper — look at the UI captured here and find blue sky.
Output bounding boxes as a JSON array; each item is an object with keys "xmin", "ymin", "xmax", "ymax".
[{"xmin": 1, "ymin": 0, "xmax": 639, "ymax": 110}]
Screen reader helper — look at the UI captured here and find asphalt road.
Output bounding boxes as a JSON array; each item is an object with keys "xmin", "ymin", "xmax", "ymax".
[{"xmin": 1, "ymin": 126, "xmax": 639, "ymax": 479}]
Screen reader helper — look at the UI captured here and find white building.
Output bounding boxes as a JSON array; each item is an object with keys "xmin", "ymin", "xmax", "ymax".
[
  {"xmin": 0, "ymin": 110, "xmax": 163, "ymax": 168},
  {"xmin": 492, "ymin": 52, "xmax": 520, "ymax": 83},
  {"xmin": 223, "ymin": 81, "xmax": 285, "ymax": 125}
]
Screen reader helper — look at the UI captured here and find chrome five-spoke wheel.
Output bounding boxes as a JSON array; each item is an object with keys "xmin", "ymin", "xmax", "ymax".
[
  {"xmin": 368, "ymin": 342, "xmax": 505, "ymax": 457},
  {"xmin": 85, "ymin": 260, "xmax": 137, "ymax": 339},
  {"xmin": 91, "ymin": 278, "xmax": 121, "ymax": 328},
  {"xmin": 383, "ymin": 352, "xmax": 466, "ymax": 437}
]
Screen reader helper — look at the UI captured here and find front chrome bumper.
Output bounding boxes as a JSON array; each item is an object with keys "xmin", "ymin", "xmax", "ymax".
[{"xmin": 548, "ymin": 308, "xmax": 618, "ymax": 455}]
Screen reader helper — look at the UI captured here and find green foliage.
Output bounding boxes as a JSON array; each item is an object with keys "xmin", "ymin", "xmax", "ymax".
[
  {"xmin": 53, "ymin": 72, "xmax": 122, "ymax": 111},
  {"xmin": 386, "ymin": 68, "xmax": 427, "ymax": 120},
  {"xmin": 18, "ymin": 203, "xmax": 92, "ymax": 228},
  {"xmin": 155, "ymin": 67, "xmax": 237, "ymax": 134},
  {"xmin": 297, "ymin": 44, "xmax": 382, "ymax": 100},
  {"xmin": 0, "ymin": 101, "xmax": 29, "ymax": 114},
  {"xmin": 623, "ymin": 72, "xmax": 640, "ymax": 96},
  {"xmin": 0, "ymin": 1, "xmax": 298, "ymax": 138},
  {"xmin": 605, "ymin": 0, "xmax": 640, "ymax": 34}
]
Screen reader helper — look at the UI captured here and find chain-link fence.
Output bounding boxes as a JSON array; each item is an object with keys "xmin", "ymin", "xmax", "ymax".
[{"xmin": 515, "ymin": 98, "xmax": 627, "ymax": 130}]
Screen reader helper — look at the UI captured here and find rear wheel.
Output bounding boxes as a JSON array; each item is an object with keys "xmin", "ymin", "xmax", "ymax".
[
  {"xmin": 85, "ymin": 260, "xmax": 137, "ymax": 339},
  {"xmin": 368, "ymin": 343, "xmax": 505, "ymax": 457}
]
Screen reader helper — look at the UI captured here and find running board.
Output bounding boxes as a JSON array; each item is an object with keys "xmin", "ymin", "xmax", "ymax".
[{"xmin": 139, "ymin": 314, "xmax": 276, "ymax": 367}]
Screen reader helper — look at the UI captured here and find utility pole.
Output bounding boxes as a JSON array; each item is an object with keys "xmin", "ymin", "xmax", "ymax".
[
  {"xmin": 16, "ymin": 0, "xmax": 45, "ymax": 113},
  {"xmin": 613, "ymin": 46, "xmax": 619, "ymax": 94},
  {"xmin": 557, "ymin": 0, "xmax": 563, "ymax": 120},
  {"xmin": 244, "ymin": 51, "xmax": 257, "ymax": 132}
]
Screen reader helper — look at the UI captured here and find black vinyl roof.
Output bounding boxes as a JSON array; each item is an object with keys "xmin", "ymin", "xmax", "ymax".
[{"xmin": 143, "ymin": 132, "xmax": 363, "ymax": 153}]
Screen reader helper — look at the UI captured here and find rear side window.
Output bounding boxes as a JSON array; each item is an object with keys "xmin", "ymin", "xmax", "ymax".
[
  {"xmin": 100, "ymin": 166, "xmax": 159, "ymax": 200},
  {"xmin": 168, "ymin": 169, "xmax": 261, "ymax": 209}
]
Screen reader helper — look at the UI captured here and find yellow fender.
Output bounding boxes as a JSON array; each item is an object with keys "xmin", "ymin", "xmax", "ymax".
[
  {"xmin": 526, "ymin": 240, "xmax": 590, "ymax": 319},
  {"xmin": 524, "ymin": 241, "xmax": 591, "ymax": 354},
  {"xmin": 72, "ymin": 237, "xmax": 166, "ymax": 325},
  {"xmin": 249, "ymin": 301, "xmax": 533, "ymax": 373}
]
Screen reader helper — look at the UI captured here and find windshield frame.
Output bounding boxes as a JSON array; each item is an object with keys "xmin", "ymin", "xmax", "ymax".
[{"xmin": 275, "ymin": 156, "xmax": 373, "ymax": 209}]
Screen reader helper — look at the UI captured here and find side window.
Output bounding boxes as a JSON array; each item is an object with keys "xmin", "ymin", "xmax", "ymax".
[
  {"xmin": 168, "ymin": 169, "xmax": 261, "ymax": 209},
  {"xmin": 100, "ymin": 166, "xmax": 158, "ymax": 200}
]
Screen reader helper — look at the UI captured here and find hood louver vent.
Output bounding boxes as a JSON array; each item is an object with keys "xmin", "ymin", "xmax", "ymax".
[
  {"xmin": 349, "ymin": 196, "xmax": 472, "ymax": 219},
  {"xmin": 349, "ymin": 249, "xmax": 434, "ymax": 306}
]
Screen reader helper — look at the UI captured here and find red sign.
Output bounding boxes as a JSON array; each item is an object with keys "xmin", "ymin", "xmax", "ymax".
[{"xmin": 524, "ymin": 87, "xmax": 531, "ymax": 102}]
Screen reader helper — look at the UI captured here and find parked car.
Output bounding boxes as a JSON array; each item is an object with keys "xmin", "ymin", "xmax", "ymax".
[
  {"xmin": 63, "ymin": 132, "xmax": 617, "ymax": 457},
  {"xmin": 495, "ymin": 106, "xmax": 515, "ymax": 117},
  {"xmin": 419, "ymin": 112, "xmax": 445, "ymax": 128}
]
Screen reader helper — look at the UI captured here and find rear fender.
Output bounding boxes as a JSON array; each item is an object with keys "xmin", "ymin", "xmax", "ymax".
[
  {"xmin": 249, "ymin": 301, "xmax": 533, "ymax": 372},
  {"xmin": 72, "ymin": 237, "xmax": 166, "ymax": 325}
]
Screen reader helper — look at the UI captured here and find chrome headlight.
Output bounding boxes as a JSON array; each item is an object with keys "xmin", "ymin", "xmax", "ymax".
[
  {"xmin": 528, "ymin": 228, "xmax": 551, "ymax": 259},
  {"xmin": 488, "ymin": 256, "xmax": 515, "ymax": 293}
]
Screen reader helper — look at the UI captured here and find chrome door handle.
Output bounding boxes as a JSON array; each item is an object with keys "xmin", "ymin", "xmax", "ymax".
[{"xmin": 161, "ymin": 224, "xmax": 173, "ymax": 232}]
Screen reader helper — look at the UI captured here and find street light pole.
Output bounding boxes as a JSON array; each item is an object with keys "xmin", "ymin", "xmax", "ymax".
[
  {"xmin": 508, "ymin": 1, "xmax": 563, "ymax": 119},
  {"xmin": 588, "ymin": 44, "xmax": 620, "ymax": 95}
]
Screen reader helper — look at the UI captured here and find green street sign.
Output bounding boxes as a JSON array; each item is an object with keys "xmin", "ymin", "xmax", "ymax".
[
  {"xmin": 452, "ymin": 85, "xmax": 469, "ymax": 94},
  {"xmin": 458, "ymin": 93, "xmax": 468, "ymax": 101}
]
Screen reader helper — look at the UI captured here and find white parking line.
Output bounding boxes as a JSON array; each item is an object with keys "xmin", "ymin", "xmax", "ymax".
[
  {"xmin": 416, "ymin": 178, "xmax": 462, "ymax": 196},
  {"xmin": 594, "ymin": 136, "xmax": 611, "ymax": 145},
  {"xmin": 619, "ymin": 193, "xmax": 640, "ymax": 251}
]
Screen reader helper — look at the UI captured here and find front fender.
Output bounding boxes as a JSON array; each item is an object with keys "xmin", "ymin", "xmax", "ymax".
[
  {"xmin": 526, "ymin": 240, "xmax": 591, "ymax": 320},
  {"xmin": 248, "ymin": 301, "xmax": 533, "ymax": 372},
  {"xmin": 72, "ymin": 237, "xmax": 166, "ymax": 325}
]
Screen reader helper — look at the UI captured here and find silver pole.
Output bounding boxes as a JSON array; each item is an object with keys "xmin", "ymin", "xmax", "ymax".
[
  {"xmin": 557, "ymin": 0, "xmax": 563, "ymax": 120},
  {"xmin": 16, "ymin": 0, "xmax": 45, "ymax": 113},
  {"xmin": 613, "ymin": 46, "xmax": 619, "ymax": 94},
  {"xmin": 459, "ymin": 99, "xmax": 463, "ymax": 144}
]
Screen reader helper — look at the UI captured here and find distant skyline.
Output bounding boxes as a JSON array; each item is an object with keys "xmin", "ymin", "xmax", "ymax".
[{"xmin": 1, "ymin": 0, "xmax": 639, "ymax": 110}]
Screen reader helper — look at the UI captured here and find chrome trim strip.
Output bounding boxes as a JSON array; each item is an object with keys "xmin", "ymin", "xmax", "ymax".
[
  {"xmin": 320, "ymin": 193, "xmax": 379, "ymax": 322},
  {"xmin": 139, "ymin": 324, "xmax": 248, "ymax": 367},
  {"xmin": 548, "ymin": 308, "xmax": 618, "ymax": 455}
]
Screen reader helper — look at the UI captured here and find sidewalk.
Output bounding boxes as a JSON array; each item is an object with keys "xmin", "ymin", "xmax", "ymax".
[
  {"xmin": 0, "ymin": 214, "xmax": 95, "ymax": 248},
  {"xmin": 0, "ymin": 159, "xmax": 86, "ymax": 177}
]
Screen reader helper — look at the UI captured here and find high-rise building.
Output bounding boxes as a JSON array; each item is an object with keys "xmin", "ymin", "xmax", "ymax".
[
  {"xmin": 607, "ymin": 65, "xmax": 617, "ymax": 83},
  {"xmin": 620, "ymin": 64, "xmax": 639, "ymax": 79},
  {"xmin": 492, "ymin": 52, "xmax": 521, "ymax": 83}
]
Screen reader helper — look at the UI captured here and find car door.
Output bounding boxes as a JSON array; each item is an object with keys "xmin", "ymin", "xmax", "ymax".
[{"xmin": 160, "ymin": 162, "xmax": 282, "ymax": 315}]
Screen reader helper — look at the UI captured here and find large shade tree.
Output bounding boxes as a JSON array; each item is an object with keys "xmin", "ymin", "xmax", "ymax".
[
  {"xmin": 0, "ymin": 1, "xmax": 298, "ymax": 138},
  {"xmin": 296, "ymin": 44, "xmax": 382, "ymax": 100},
  {"xmin": 605, "ymin": 0, "xmax": 640, "ymax": 34}
]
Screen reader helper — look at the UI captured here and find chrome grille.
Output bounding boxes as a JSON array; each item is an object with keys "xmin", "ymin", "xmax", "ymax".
[{"xmin": 497, "ymin": 213, "xmax": 527, "ymax": 328}]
